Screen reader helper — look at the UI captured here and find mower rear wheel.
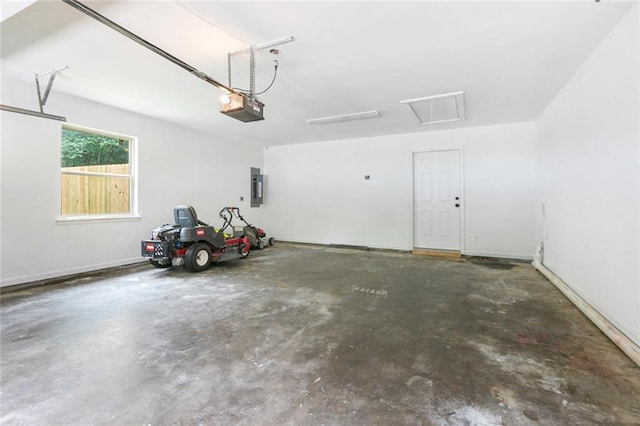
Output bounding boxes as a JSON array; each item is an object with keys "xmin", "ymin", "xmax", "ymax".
[
  {"xmin": 257, "ymin": 240, "xmax": 265, "ymax": 250},
  {"xmin": 185, "ymin": 243, "xmax": 212, "ymax": 272},
  {"xmin": 268, "ymin": 237, "xmax": 275, "ymax": 246}
]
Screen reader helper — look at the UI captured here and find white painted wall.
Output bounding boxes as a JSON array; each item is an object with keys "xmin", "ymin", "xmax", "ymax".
[
  {"xmin": 535, "ymin": 4, "xmax": 639, "ymax": 346},
  {"xmin": 0, "ymin": 81, "xmax": 263, "ymax": 287},
  {"xmin": 264, "ymin": 121, "xmax": 536, "ymax": 259}
]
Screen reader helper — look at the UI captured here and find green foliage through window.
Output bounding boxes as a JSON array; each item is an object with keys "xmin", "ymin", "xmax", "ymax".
[
  {"xmin": 61, "ymin": 128, "xmax": 129, "ymax": 167},
  {"xmin": 60, "ymin": 125, "xmax": 135, "ymax": 216}
]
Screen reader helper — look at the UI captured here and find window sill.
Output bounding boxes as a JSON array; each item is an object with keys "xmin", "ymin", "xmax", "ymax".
[{"xmin": 56, "ymin": 214, "xmax": 142, "ymax": 224}]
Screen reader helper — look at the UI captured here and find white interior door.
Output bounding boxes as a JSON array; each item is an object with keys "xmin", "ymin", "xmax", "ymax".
[{"xmin": 413, "ymin": 150, "xmax": 461, "ymax": 251}]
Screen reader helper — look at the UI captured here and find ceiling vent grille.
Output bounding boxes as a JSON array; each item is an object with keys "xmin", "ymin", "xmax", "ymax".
[{"xmin": 401, "ymin": 91, "xmax": 465, "ymax": 125}]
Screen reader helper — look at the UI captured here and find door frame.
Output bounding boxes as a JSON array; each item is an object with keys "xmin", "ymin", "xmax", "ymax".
[{"xmin": 412, "ymin": 147, "xmax": 465, "ymax": 254}]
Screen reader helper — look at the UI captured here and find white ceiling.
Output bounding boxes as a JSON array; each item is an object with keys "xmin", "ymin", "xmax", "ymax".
[{"xmin": 1, "ymin": 0, "xmax": 634, "ymax": 146}]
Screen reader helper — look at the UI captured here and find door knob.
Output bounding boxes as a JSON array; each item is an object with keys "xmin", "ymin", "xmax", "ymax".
[
  {"xmin": 455, "ymin": 196, "xmax": 460, "ymax": 200},
  {"xmin": 455, "ymin": 203, "xmax": 460, "ymax": 208}
]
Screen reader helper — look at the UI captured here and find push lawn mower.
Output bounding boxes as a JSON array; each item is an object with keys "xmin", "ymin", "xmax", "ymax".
[
  {"xmin": 141, "ymin": 205, "xmax": 250, "ymax": 272},
  {"xmin": 219, "ymin": 206, "xmax": 275, "ymax": 250}
]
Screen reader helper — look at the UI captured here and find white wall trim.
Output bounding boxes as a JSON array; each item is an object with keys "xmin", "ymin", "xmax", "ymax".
[{"xmin": 56, "ymin": 215, "xmax": 142, "ymax": 224}]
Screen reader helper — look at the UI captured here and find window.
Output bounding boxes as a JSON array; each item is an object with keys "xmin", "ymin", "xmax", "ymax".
[{"xmin": 60, "ymin": 124, "xmax": 137, "ymax": 218}]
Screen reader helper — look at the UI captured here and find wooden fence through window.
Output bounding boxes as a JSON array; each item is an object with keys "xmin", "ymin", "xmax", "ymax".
[{"xmin": 61, "ymin": 164, "xmax": 130, "ymax": 215}]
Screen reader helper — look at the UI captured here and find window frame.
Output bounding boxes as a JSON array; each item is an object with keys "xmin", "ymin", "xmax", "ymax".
[{"xmin": 57, "ymin": 123, "xmax": 139, "ymax": 223}]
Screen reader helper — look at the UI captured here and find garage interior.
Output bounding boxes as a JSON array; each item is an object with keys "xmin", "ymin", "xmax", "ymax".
[{"xmin": 1, "ymin": 1, "xmax": 639, "ymax": 425}]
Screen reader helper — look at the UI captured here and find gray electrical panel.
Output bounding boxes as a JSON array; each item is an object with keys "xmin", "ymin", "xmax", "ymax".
[{"xmin": 251, "ymin": 167, "xmax": 263, "ymax": 207}]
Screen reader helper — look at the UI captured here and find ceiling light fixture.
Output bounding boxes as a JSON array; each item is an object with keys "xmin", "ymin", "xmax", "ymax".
[
  {"xmin": 401, "ymin": 91, "xmax": 465, "ymax": 125},
  {"xmin": 307, "ymin": 110, "xmax": 381, "ymax": 125}
]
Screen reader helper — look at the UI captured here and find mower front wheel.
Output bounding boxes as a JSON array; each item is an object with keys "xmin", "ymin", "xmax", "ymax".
[
  {"xmin": 185, "ymin": 243, "xmax": 212, "ymax": 272},
  {"xmin": 257, "ymin": 240, "xmax": 265, "ymax": 250},
  {"xmin": 268, "ymin": 237, "xmax": 275, "ymax": 246}
]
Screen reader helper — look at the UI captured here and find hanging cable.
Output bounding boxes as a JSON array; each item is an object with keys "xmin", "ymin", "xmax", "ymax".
[
  {"xmin": 256, "ymin": 60, "xmax": 278, "ymax": 95},
  {"xmin": 233, "ymin": 60, "xmax": 279, "ymax": 96}
]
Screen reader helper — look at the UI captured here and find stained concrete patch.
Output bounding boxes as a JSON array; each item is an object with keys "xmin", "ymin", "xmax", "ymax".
[
  {"xmin": 477, "ymin": 262, "xmax": 514, "ymax": 270},
  {"xmin": 468, "ymin": 256, "xmax": 517, "ymax": 270},
  {"xmin": 436, "ymin": 404, "xmax": 504, "ymax": 425},
  {"xmin": 523, "ymin": 408, "xmax": 540, "ymax": 421},
  {"xmin": 473, "ymin": 341, "xmax": 567, "ymax": 394},
  {"xmin": 406, "ymin": 374, "xmax": 433, "ymax": 388}
]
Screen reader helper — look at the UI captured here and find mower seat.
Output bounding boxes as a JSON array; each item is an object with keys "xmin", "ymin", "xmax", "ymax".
[{"xmin": 174, "ymin": 205, "xmax": 199, "ymax": 228}]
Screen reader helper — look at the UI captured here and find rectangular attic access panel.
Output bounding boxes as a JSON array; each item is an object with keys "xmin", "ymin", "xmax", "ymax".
[{"xmin": 401, "ymin": 91, "xmax": 466, "ymax": 125}]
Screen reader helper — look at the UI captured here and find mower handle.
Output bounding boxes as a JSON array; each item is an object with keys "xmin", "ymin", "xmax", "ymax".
[
  {"xmin": 218, "ymin": 207, "xmax": 235, "ymax": 233},
  {"xmin": 219, "ymin": 206, "xmax": 251, "ymax": 228}
]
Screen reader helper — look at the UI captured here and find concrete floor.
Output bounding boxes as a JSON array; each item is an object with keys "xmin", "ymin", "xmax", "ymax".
[{"xmin": 1, "ymin": 244, "xmax": 639, "ymax": 425}]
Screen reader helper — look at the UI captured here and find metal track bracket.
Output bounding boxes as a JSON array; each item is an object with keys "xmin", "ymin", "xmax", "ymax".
[
  {"xmin": 227, "ymin": 36, "xmax": 295, "ymax": 99},
  {"xmin": 35, "ymin": 66, "xmax": 68, "ymax": 113}
]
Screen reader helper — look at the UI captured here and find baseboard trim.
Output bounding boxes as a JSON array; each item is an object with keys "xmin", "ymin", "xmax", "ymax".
[
  {"xmin": 1, "ymin": 259, "xmax": 146, "ymax": 293},
  {"xmin": 532, "ymin": 245, "xmax": 640, "ymax": 368}
]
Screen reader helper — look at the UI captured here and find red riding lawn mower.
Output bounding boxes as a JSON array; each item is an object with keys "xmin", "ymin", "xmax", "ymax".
[{"xmin": 141, "ymin": 205, "xmax": 250, "ymax": 272}]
